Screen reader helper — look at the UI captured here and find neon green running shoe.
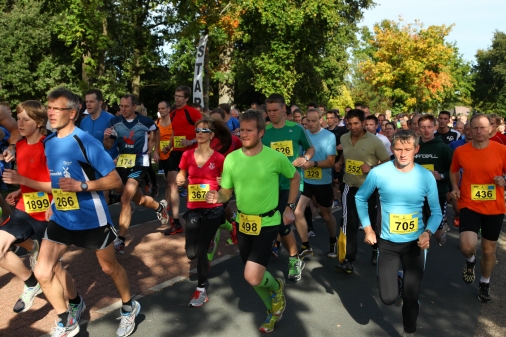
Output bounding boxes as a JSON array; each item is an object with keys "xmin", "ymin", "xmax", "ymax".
[
  {"xmin": 259, "ymin": 310, "xmax": 282, "ymax": 333},
  {"xmin": 270, "ymin": 278, "xmax": 286, "ymax": 316}
]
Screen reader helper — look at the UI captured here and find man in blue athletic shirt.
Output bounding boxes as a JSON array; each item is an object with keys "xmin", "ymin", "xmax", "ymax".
[
  {"xmin": 355, "ymin": 129, "xmax": 442, "ymax": 336},
  {"xmin": 34, "ymin": 89, "xmax": 140, "ymax": 337}
]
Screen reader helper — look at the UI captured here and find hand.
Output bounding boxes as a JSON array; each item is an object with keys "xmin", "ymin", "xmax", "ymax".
[
  {"xmin": 432, "ymin": 171, "xmax": 442, "ymax": 180},
  {"xmin": 292, "ymin": 157, "xmax": 307, "ymax": 168},
  {"xmin": 361, "ymin": 163, "xmax": 373, "ymax": 174},
  {"xmin": 451, "ymin": 188, "xmax": 460, "ymax": 200},
  {"xmin": 364, "ymin": 227, "xmax": 377, "ymax": 245},
  {"xmin": 336, "ymin": 144, "xmax": 343, "ymax": 151},
  {"xmin": 283, "ymin": 209, "xmax": 295, "ymax": 226},
  {"xmin": 103, "ymin": 127, "xmax": 114, "ymax": 139},
  {"xmin": 175, "ymin": 174, "xmax": 186, "ymax": 186},
  {"xmin": 152, "ymin": 151, "xmax": 160, "ymax": 163},
  {"xmin": 301, "ymin": 160, "xmax": 313, "ymax": 170},
  {"xmin": 2, "ymin": 148, "xmax": 15, "ymax": 162},
  {"xmin": 180, "ymin": 139, "xmax": 194, "ymax": 147},
  {"xmin": 2, "ymin": 169, "xmax": 24, "ymax": 185},
  {"xmin": 45, "ymin": 206, "xmax": 53, "ymax": 221},
  {"xmin": 417, "ymin": 232, "xmax": 430, "ymax": 249},
  {"xmin": 206, "ymin": 190, "xmax": 219, "ymax": 204},
  {"xmin": 494, "ymin": 176, "xmax": 506, "ymax": 187},
  {"xmin": 5, "ymin": 190, "xmax": 21, "ymax": 206},
  {"xmin": 59, "ymin": 178, "xmax": 81, "ymax": 192},
  {"xmin": 334, "ymin": 162, "xmax": 342, "ymax": 172},
  {"xmin": 162, "ymin": 144, "xmax": 171, "ymax": 154}
]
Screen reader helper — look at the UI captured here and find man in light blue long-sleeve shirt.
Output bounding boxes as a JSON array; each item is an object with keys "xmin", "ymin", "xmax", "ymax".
[{"xmin": 355, "ymin": 129, "xmax": 442, "ymax": 336}]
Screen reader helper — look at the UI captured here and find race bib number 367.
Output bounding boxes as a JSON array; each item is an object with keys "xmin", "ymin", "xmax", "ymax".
[
  {"xmin": 389, "ymin": 213, "xmax": 418, "ymax": 234},
  {"xmin": 52, "ymin": 189, "xmax": 80, "ymax": 211},
  {"xmin": 239, "ymin": 213, "xmax": 262, "ymax": 235},
  {"xmin": 188, "ymin": 184, "xmax": 210, "ymax": 202},
  {"xmin": 471, "ymin": 184, "xmax": 496, "ymax": 201}
]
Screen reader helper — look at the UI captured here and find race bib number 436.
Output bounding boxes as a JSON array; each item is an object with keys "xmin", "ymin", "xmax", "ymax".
[
  {"xmin": 239, "ymin": 213, "xmax": 262, "ymax": 235},
  {"xmin": 471, "ymin": 184, "xmax": 496, "ymax": 201},
  {"xmin": 52, "ymin": 189, "xmax": 80, "ymax": 211},
  {"xmin": 389, "ymin": 213, "xmax": 418, "ymax": 234},
  {"xmin": 271, "ymin": 141, "xmax": 294, "ymax": 157}
]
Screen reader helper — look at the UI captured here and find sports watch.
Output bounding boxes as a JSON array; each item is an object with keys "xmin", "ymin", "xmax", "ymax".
[
  {"xmin": 81, "ymin": 182, "xmax": 89, "ymax": 192},
  {"xmin": 287, "ymin": 203, "xmax": 296, "ymax": 210}
]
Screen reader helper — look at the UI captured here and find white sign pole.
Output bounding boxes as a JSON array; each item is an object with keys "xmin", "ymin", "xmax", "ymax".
[{"xmin": 193, "ymin": 35, "xmax": 208, "ymax": 107}]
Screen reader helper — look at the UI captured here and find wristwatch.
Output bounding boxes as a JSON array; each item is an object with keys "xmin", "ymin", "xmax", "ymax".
[
  {"xmin": 440, "ymin": 173, "xmax": 445, "ymax": 179},
  {"xmin": 424, "ymin": 229, "xmax": 432, "ymax": 238},
  {"xmin": 287, "ymin": 203, "xmax": 296, "ymax": 211},
  {"xmin": 313, "ymin": 161, "xmax": 319, "ymax": 167},
  {"xmin": 303, "ymin": 156, "xmax": 309, "ymax": 162},
  {"xmin": 81, "ymin": 182, "xmax": 89, "ymax": 192}
]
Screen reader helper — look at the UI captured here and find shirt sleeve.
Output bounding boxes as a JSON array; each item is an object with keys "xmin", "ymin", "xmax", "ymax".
[
  {"xmin": 326, "ymin": 133, "xmax": 336, "ymax": 156},
  {"xmin": 84, "ymin": 137, "xmax": 116, "ymax": 177},
  {"xmin": 425, "ymin": 172, "xmax": 443, "ymax": 233},
  {"xmin": 277, "ymin": 152, "xmax": 296, "ymax": 179},
  {"xmin": 298, "ymin": 126, "xmax": 313, "ymax": 150},
  {"xmin": 374, "ymin": 137, "xmax": 390, "ymax": 162},
  {"xmin": 355, "ymin": 169, "xmax": 378, "ymax": 227},
  {"xmin": 220, "ymin": 156, "xmax": 234, "ymax": 189},
  {"xmin": 189, "ymin": 108, "xmax": 203, "ymax": 124}
]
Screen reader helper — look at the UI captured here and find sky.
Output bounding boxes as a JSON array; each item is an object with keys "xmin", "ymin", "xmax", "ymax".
[{"xmin": 360, "ymin": 0, "xmax": 506, "ymax": 63}]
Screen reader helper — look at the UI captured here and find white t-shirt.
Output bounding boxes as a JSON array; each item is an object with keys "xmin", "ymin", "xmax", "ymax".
[{"xmin": 375, "ymin": 132, "xmax": 393, "ymax": 156}]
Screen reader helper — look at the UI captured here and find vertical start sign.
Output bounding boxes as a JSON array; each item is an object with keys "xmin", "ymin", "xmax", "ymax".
[{"xmin": 193, "ymin": 35, "xmax": 208, "ymax": 107}]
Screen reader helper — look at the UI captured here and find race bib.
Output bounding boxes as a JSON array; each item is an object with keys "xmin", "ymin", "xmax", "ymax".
[
  {"xmin": 23, "ymin": 192, "xmax": 50, "ymax": 213},
  {"xmin": 52, "ymin": 189, "xmax": 80, "ymax": 211},
  {"xmin": 471, "ymin": 184, "xmax": 496, "ymax": 201},
  {"xmin": 304, "ymin": 167, "xmax": 322, "ymax": 179},
  {"xmin": 421, "ymin": 164, "xmax": 434, "ymax": 171},
  {"xmin": 271, "ymin": 141, "xmax": 294, "ymax": 157},
  {"xmin": 389, "ymin": 213, "xmax": 418, "ymax": 234},
  {"xmin": 239, "ymin": 213, "xmax": 262, "ymax": 235},
  {"xmin": 160, "ymin": 140, "xmax": 170, "ymax": 151},
  {"xmin": 173, "ymin": 136, "xmax": 186, "ymax": 149},
  {"xmin": 116, "ymin": 154, "xmax": 136, "ymax": 168},
  {"xmin": 188, "ymin": 184, "xmax": 210, "ymax": 202},
  {"xmin": 345, "ymin": 159, "xmax": 364, "ymax": 175}
]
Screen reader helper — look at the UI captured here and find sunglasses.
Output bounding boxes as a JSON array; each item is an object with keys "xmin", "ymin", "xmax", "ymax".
[{"xmin": 195, "ymin": 128, "xmax": 212, "ymax": 134}]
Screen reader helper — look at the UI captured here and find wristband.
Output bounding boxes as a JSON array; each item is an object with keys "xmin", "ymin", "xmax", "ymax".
[{"xmin": 424, "ymin": 229, "xmax": 432, "ymax": 238}]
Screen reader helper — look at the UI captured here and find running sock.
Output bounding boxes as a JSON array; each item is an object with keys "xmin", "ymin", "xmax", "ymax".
[
  {"xmin": 467, "ymin": 255, "xmax": 476, "ymax": 263},
  {"xmin": 68, "ymin": 294, "xmax": 81, "ymax": 305},
  {"xmin": 261, "ymin": 271, "xmax": 280, "ymax": 292},
  {"xmin": 329, "ymin": 236, "xmax": 337, "ymax": 244},
  {"xmin": 58, "ymin": 312, "xmax": 70, "ymax": 326},
  {"xmin": 480, "ymin": 276, "xmax": 490, "ymax": 283},
  {"xmin": 173, "ymin": 218, "xmax": 180, "ymax": 226},
  {"xmin": 122, "ymin": 299, "xmax": 133, "ymax": 312},
  {"xmin": 118, "ymin": 236, "xmax": 126, "ymax": 243},
  {"xmin": 302, "ymin": 241, "xmax": 310, "ymax": 249},
  {"xmin": 196, "ymin": 286, "xmax": 206, "ymax": 292},
  {"xmin": 24, "ymin": 272, "xmax": 38, "ymax": 288},
  {"xmin": 253, "ymin": 286, "xmax": 272, "ymax": 310},
  {"xmin": 156, "ymin": 203, "xmax": 164, "ymax": 212},
  {"xmin": 253, "ymin": 271, "xmax": 280, "ymax": 310},
  {"xmin": 221, "ymin": 220, "xmax": 233, "ymax": 231},
  {"xmin": 289, "ymin": 255, "xmax": 298, "ymax": 259}
]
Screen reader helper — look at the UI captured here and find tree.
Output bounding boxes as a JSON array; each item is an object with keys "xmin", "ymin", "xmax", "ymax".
[
  {"xmin": 356, "ymin": 19, "xmax": 471, "ymax": 113},
  {"xmin": 472, "ymin": 31, "xmax": 506, "ymax": 114}
]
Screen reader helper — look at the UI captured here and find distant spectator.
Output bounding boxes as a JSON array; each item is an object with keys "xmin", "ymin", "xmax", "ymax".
[{"xmin": 219, "ymin": 103, "xmax": 240, "ymax": 134}]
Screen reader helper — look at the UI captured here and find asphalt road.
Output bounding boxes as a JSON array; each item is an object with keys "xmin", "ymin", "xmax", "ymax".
[{"xmin": 79, "ymin": 204, "xmax": 494, "ymax": 337}]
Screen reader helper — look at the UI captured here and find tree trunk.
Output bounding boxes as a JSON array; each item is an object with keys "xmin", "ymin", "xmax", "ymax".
[
  {"xmin": 132, "ymin": 50, "xmax": 141, "ymax": 98},
  {"xmin": 98, "ymin": 16, "xmax": 107, "ymax": 77},
  {"xmin": 204, "ymin": 36, "xmax": 210, "ymax": 110},
  {"xmin": 218, "ymin": 42, "xmax": 234, "ymax": 104}
]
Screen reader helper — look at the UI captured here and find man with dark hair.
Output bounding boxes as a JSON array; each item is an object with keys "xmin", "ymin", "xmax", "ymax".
[
  {"xmin": 163, "ymin": 86, "xmax": 203, "ymax": 234},
  {"xmin": 219, "ymin": 103, "xmax": 240, "ymax": 134},
  {"xmin": 435, "ymin": 111, "xmax": 460, "ymax": 144},
  {"xmin": 191, "ymin": 102, "xmax": 203, "ymax": 112},
  {"xmin": 326, "ymin": 109, "xmax": 348, "ymax": 209},
  {"xmin": 365, "ymin": 115, "xmax": 392, "ymax": 156},
  {"xmin": 488, "ymin": 113, "xmax": 506, "ymax": 144},
  {"xmin": 335, "ymin": 109, "xmax": 391, "ymax": 273},
  {"xmin": 104, "ymin": 95, "xmax": 169, "ymax": 253},
  {"xmin": 251, "ymin": 102, "xmax": 258, "ymax": 109},
  {"xmin": 307, "ymin": 102, "xmax": 317, "ymax": 109}
]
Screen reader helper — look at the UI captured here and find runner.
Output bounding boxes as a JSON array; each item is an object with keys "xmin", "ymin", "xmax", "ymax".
[
  {"xmin": 356, "ymin": 129, "xmax": 442, "ymax": 336},
  {"xmin": 162, "ymin": 86, "xmax": 203, "ymax": 235},
  {"xmin": 176, "ymin": 117, "xmax": 225, "ymax": 307},
  {"xmin": 487, "ymin": 113, "xmax": 506, "ymax": 144},
  {"xmin": 157, "ymin": 100, "xmax": 174, "ymax": 203},
  {"xmin": 261, "ymin": 94, "xmax": 314, "ymax": 282},
  {"xmin": 294, "ymin": 108, "xmax": 337, "ymax": 260},
  {"xmin": 450, "ymin": 114, "xmax": 506, "ymax": 303},
  {"xmin": 34, "ymin": 89, "xmax": 140, "ymax": 337},
  {"xmin": 415, "ymin": 114, "xmax": 453, "ymax": 246},
  {"xmin": 326, "ymin": 109, "xmax": 348, "ymax": 209},
  {"xmin": 365, "ymin": 115, "xmax": 393, "ymax": 156},
  {"xmin": 335, "ymin": 109, "xmax": 390, "ymax": 273},
  {"xmin": 435, "ymin": 111, "xmax": 461, "ymax": 145},
  {"xmin": 104, "ymin": 94, "xmax": 168, "ymax": 254},
  {"xmin": 206, "ymin": 110, "xmax": 300, "ymax": 333}
]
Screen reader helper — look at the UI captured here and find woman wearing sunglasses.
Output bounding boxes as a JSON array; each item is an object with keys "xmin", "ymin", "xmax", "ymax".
[{"xmin": 176, "ymin": 117, "xmax": 225, "ymax": 307}]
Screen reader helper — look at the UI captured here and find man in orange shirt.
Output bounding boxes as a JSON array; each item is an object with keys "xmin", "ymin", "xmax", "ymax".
[{"xmin": 450, "ymin": 114, "xmax": 506, "ymax": 303}]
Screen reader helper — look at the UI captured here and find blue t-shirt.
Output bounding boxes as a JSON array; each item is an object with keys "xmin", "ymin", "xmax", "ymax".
[
  {"xmin": 108, "ymin": 115, "xmax": 157, "ymax": 167},
  {"xmin": 226, "ymin": 117, "xmax": 240, "ymax": 132},
  {"xmin": 80, "ymin": 111, "xmax": 119, "ymax": 159},
  {"xmin": 355, "ymin": 161, "xmax": 442, "ymax": 243},
  {"xmin": 449, "ymin": 138, "xmax": 466, "ymax": 151},
  {"xmin": 303, "ymin": 128, "xmax": 336, "ymax": 185},
  {"xmin": 44, "ymin": 128, "xmax": 115, "ymax": 230}
]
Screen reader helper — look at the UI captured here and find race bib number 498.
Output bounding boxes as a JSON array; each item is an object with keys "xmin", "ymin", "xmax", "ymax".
[{"xmin": 239, "ymin": 213, "xmax": 262, "ymax": 235}]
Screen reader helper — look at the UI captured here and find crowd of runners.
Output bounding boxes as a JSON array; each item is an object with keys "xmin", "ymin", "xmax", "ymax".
[{"xmin": 0, "ymin": 87, "xmax": 504, "ymax": 337}]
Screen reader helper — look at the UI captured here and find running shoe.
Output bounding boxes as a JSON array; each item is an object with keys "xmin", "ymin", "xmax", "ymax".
[
  {"xmin": 114, "ymin": 238, "xmax": 125, "ymax": 254},
  {"xmin": 50, "ymin": 318, "xmax": 79, "ymax": 337},
  {"xmin": 335, "ymin": 260, "xmax": 354, "ymax": 274},
  {"xmin": 462, "ymin": 257, "xmax": 476, "ymax": 284},
  {"xmin": 271, "ymin": 243, "xmax": 281, "ymax": 258},
  {"xmin": 13, "ymin": 283, "xmax": 42, "ymax": 313},
  {"xmin": 188, "ymin": 289, "xmax": 209, "ymax": 307},
  {"xmin": 308, "ymin": 228, "xmax": 315, "ymax": 238},
  {"xmin": 478, "ymin": 282, "xmax": 491, "ymax": 303},
  {"xmin": 259, "ymin": 310, "xmax": 282, "ymax": 333},
  {"xmin": 298, "ymin": 245, "xmax": 313, "ymax": 259},
  {"xmin": 288, "ymin": 257, "xmax": 305, "ymax": 282},
  {"xmin": 163, "ymin": 223, "xmax": 183, "ymax": 236},
  {"xmin": 270, "ymin": 278, "xmax": 286, "ymax": 316},
  {"xmin": 327, "ymin": 243, "xmax": 337, "ymax": 258},
  {"xmin": 116, "ymin": 300, "xmax": 141, "ymax": 337},
  {"xmin": 151, "ymin": 184, "xmax": 159, "ymax": 198},
  {"xmin": 453, "ymin": 216, "xmax": 460, "ymax": 228},
  {"xmin": 29, "ymin": 240, "xmax": 40, "ymax": 271},
  {"xmin": 156, "ymin": 199, "xmax": 169, "ymax": 225},
  {"xmin": 68, "ymin": 295, "xmax": 86, "ymax": 323},
  {"xmin": 371, "ymin": 249, "xmax": 378, "ymax": 265}
]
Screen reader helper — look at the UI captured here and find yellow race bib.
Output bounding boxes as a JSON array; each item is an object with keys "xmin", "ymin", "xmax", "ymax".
[
  {"xmin": 116, "ymin": 154, "xmax": 136, "ymax": 168},
  {"xmin": 421, "ymin": 164, "xmax": 434, "ymax": 171},
  {"xmin": 188, "ymin": 184, "xmax": 210, "ymax": 202},
  {"xmin": 304, "ymin": 167, "xmax": 322, "ymax": 179},
  {"xmin": 471, "ymin": 184, "xmax": 496, "ymax": 201},
  {"xmin": 345, "ymin": 159, "xmax": 364, "ymax": 175},
  {"xmin": 271, "ymin": 141, "xmax": 294, "ymax": 157},
  {"xmin": 160, "ymin": 140, "xmax": 170, "ymax": 151},
  {"xmin": 389, "ymin": 213, "xmax": 418, "ymax": 234},
  {"xmin": 52, "ymin": 189, "xmax": 80, "ymax": 211},
  {"xmin": 239, "ymin": 213, "xmax": 262, "ymax": 235},
  {"xmin": 173, "ymin": 136, "xmax": 186, "ymax": 149},
  {"xmin": 23, "ymin": 192, "xmax": 50, "ymax": 213}
]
